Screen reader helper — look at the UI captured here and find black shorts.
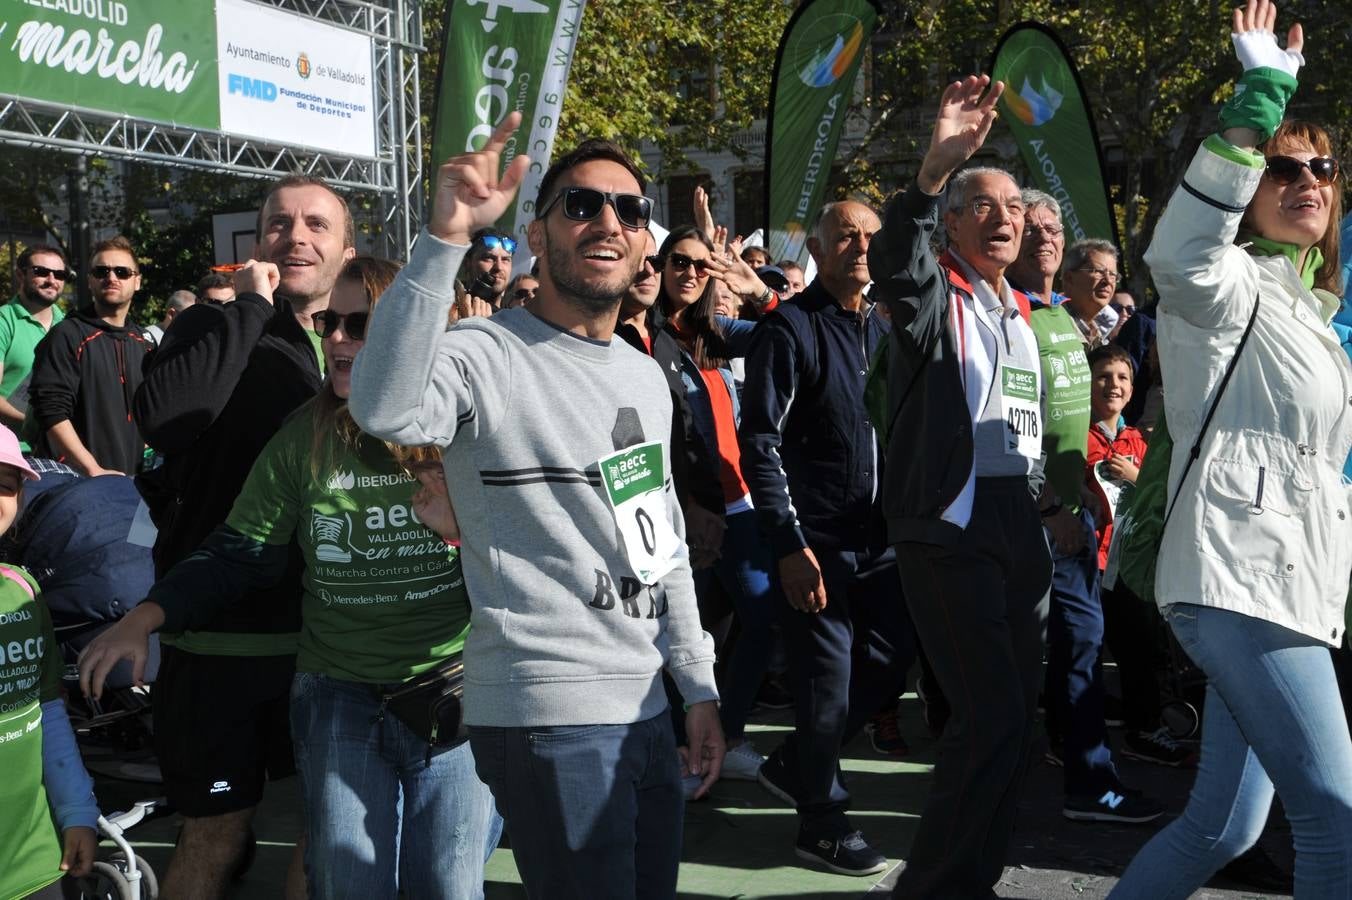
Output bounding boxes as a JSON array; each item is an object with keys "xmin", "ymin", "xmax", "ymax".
[{"xmin": 152, "ymin": 645, "xmax": 296, "ymax": 817}]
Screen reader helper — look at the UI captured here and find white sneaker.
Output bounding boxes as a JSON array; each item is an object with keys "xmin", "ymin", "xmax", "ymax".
[{"xmin": 721, "ymin": 742, "xmax": 765, "ymax": 781}]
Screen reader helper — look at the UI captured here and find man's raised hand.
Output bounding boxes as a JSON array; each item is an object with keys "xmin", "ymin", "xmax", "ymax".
[
  {"xmin": 917, "ymin": 75, "xmax": 1005, "ymax": 195},
  {"xmin": 430, "ymin": 112, "xmax": 531, "ymax": 246}
]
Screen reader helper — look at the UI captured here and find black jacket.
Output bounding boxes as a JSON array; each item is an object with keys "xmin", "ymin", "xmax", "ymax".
[
  {"xmin": 739, "ymin": 279, "xmax": 889, "ymax": 558},
  {"xmin": 133, "ymin": 294, "xmax": 321, "ymax": 638},
  {"xmin": 616, "ymin": 308, "xmax": 723, "ymax": 516},
  {"xmin": 29, "ymin": 311, "xmax": 153, "ymax": 474},
  {"xmin": 868, "ymin": 183, "xmax": 1043, "ymax": 547}
]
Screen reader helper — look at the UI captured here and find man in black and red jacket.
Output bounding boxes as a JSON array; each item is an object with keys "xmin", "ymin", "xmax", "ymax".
[{"xmin": 29, "ymin": 236, "xmax": 152, "ymax": 476}]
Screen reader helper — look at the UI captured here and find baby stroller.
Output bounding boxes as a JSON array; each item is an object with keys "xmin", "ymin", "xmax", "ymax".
[{"xmin": 2, "ymin": 467, "xmax": 164, "ymax": 898}]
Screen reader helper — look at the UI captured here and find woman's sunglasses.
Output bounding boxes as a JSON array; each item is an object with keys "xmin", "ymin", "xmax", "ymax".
[
  {"xmin": 668, "ymin": 252, "xmax": 711, "ymax": 276},
  {"xmin": 1265, "ymin": 155, "xmax": 1339, "ymax": 187},
  {"xmin": 313, "ymin": 310, "xmax": 369, "ymax": 340},
  {"xmin": 536, "ymin": 187, "xmax": 653, "ymax": 229}
]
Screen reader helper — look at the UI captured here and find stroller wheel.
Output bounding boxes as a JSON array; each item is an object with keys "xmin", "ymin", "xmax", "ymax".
[
  {"xmin": 1161, "ymin": 699, "xmax": 1200, "ymax": 739},
  {"xmin": 73, "ymin": 861, "xmax": 134, "ymax": 900},
  {"xmin": 109, "ymin": 851, "xmax": 159, "ymax": 900}
]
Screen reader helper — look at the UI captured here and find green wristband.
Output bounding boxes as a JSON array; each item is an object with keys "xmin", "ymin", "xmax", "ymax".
[{"xmin": 1218, "ymin": 67, "xmax": 1298, "ymax": 142}]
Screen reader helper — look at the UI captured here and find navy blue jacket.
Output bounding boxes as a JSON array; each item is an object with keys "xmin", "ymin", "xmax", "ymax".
[{"xmin": 739, "ymin": 279, "xmax": 889, "ymax": 557}]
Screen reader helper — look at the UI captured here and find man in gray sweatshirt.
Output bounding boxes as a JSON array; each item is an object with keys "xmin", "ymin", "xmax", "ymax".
[{"xmin": 348, "ymin": 113, "xmax": 723, "ymax": 898}]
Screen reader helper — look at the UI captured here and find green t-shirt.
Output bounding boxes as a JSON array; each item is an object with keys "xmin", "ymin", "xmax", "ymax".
[
  {"xmin": 226, "ymin": 404, "xmax": 470, "ymax": 683},
  {"xmin": 0, "ymin": 567, "xmax": 64, "ymax": 899},
  {"xmin": 1029, "ymin": 303, "xmax": 1092, "ymax": 507},
  {"xmin": 306, "ymin": 328, "xmax": 325, "ymax": 372},
  {"xmin": 0, "ymin": 297, "xmax": 65, "ymax": 452}
]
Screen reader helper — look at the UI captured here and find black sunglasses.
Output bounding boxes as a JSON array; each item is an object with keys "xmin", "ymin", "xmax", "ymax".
[
  {"xmin": 668, "ymin": 252, "xmax": 711, "ymax": 275},
  {"xmin": 24, "ymin": 264, "xmax": 68, "ymax": 281},
  {"xmin": 475, "ymin": 234, "xmax": 517, "ymax": 255},
  {"xmin": 536, "ymin": 187, "xmax": 652, "ymax": 230},
  {"xmin": 643, "ymin": 254, "xmax": 662, "ymax": 271},
  {"xmin": 1265, "ymin": 155, "xmax": 1339, "ymax": 187},
  {"xmin": 312, "ymin": 309, "xmax": 369, "ymax": 340},
  {"xmin": 90, "ymin": 265, "xmax": 137, "ymax": 280}
]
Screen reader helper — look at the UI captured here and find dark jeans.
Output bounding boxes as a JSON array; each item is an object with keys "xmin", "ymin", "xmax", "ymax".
[
  {"xmin": 892, "ymin": 477, "xmax": 1052, "ymax": 900},
  {"xmin": 1102, "ymin": 583, "xmax": 1167, "ymax": 732},
  {"xmin": 776, "ymin": 545, "xmax": 916, "ymax": 836},
  {"xmin": 1043, "ymin": 507, "xmax": 1119, "ymax": 796},
  {"xmin": 694, "ymin": 509, "xmax": 779, "ymax": 741},
  {"xmin": 468, "ymin": 713, "xmax": 683, "ymax": 900}
]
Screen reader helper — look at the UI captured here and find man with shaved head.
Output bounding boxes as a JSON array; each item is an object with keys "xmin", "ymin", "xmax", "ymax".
[{"xmin": 740, "ymin": 198, "xmax": 915, "ymax": 876}]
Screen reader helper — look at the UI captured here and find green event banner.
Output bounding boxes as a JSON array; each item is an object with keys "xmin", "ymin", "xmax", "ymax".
[
  {"xmin": 990, "ymin": 23, "xmax": 1118, "ymax": 245},
  {"xmin": 431, "ymin": 0, "xmax": 586, "ymax": 259},
  {"xmin": 764, "ymin": 0, "xmax": 879, "ymax": 268},
  {"xmin": 0, "ymin": 0, "xmax": 219, "ymax": 130}
]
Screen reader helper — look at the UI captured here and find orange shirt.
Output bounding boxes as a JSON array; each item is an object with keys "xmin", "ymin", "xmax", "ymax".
[{"xmin": 696, "ymin": 367, "xmax": 750, "ymax": 505}]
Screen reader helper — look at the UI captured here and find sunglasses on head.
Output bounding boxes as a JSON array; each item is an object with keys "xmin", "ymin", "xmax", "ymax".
[
  {"xmin": 24, "ymin": 264, "xmax": 67, "ymax": 281},
  {"xmin": 312, "ymin": 309, "xmax": 369, "ymax": 340},
  {"xmin": 668, "ymin": 252, "xmax": 711, "ymax": 276},
  {"xmin": 90, "ymin": 265, "xmax": 137, "ymax": 280},
  {"xmin": 1265, "ymin": 155, "xmax": 1339, "ymax": 186},
  {"xmin": 537, "ymin": 187, "xmax": 652, "ymax": 230},
  {"xmin": 475, "ymin": 234, "xmax": 517, "ymax": 255}
]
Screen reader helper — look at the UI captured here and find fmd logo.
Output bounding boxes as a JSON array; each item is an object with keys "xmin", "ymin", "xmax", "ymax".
[{"xmin": 227, "ymin": 73, "xmax": 277, "ymax": 102}]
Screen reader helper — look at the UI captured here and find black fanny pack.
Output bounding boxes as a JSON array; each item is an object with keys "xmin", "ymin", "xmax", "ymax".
[{"xmin": 372, "ymin": 657, "xmax": 465, "ymax": 767}]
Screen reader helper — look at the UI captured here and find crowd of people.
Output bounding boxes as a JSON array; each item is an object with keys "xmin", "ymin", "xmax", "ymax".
[{"xmin": 4, "ymin": 1, "xmax": 1352, "ymax": 898}]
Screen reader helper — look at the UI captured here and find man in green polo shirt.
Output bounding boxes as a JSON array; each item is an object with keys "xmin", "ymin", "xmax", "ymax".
[{"xmin": 0, "ymin": 245, "xmax": 67, "ymax": 444}]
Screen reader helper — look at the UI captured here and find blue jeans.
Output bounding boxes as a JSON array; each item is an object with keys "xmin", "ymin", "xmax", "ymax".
[
  {"xmin": 694, "ymin": 508, "xmax": 778, "ymax": 740},
  {"xmin": 1110, "ymin": 604, "xmax": 1352, "ymax": 899},
  {"xmin": 468, "ymin": 712, "xmax": 683, "ymax": 900},
  {"xmin": 290, "ymin": 672, "xmax": 501, "ymax": 900},
  {"xmin": 1043, "ymin": 507, "xmax": 1118, "ymax": 796}
]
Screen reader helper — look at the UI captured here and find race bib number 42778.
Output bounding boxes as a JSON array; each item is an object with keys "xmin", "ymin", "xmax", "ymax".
[
  {"xmin": 1000, "ymin": 365, "xmax": 1041, "ymax": 458},
  {"xmin": 598, "ymin": 441, "xmax": 681, "ymax": 585}
]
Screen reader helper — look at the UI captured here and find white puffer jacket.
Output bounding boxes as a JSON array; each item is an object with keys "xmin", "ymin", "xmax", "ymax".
[{"xmin": 1146, "ymin": 138, "xmax": 1352, "ymax": 647}]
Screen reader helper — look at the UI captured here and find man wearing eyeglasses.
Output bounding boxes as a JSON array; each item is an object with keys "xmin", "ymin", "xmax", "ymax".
[
  {"xmin": 1062, "ymin": 240, "xmax": 1124, "ymax": 349},
  {"xmin": 459, "ymin": 227, "xmax": 516, "ymax": 308},
  {"xmin": 350, "ymin": 113, "xmax": 722, "ymax": 899},
  {"xmin": 29, "ymin": 236, "xmax": 152, "ymax": 477},
  {"xmin": 0, "ymin": 244, "xmax": 68, "ymax": 441},
  {"xmin": 868, "ymin": 76, "xmax": 1054, "ymax": 899},
  {"xmin": 130, "ymin": 174, "xmax": 354, "ymax": 900}
]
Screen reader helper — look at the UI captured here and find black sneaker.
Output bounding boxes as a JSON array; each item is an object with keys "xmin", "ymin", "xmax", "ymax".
[
  {"xmin": 794, "ymin": 829, "xmax": 888, "ymax": 876},
  {"xmin": 757, "ymin": 748, "xmax": 799, "ymax": 807},
  {"xmin": 1063, "ymin": 788, "xmax": 1164, "ymax": 824},
  {"xmin": 1122, "ymin": 726, "xmax": 1199, "ymax": 768},
  {"xmin": 1103, "ymin": 693, "xmax": 1126, "ymax": 728}
]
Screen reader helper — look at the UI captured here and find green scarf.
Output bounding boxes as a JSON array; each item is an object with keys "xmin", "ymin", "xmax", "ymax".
[{"xmin": 1242, "ymin": 233, "xmax": 1323, "ymax": 290}]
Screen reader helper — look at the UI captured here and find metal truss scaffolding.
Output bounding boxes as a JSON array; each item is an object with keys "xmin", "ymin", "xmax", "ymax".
[{"xmin": 0, "ymin": 0, "xmax": 424, "ymax": 259}]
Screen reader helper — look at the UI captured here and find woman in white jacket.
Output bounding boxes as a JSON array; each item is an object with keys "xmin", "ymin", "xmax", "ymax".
[{"xmin": 1111, "ymin": 2, "xmax": 1352, "ymax": 897}]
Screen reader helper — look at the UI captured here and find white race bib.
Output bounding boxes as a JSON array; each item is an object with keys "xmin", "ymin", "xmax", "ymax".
[
  {"xmin": 598, "ymin": 441, "xmax": 682, "ymax": 585},
  {"xmin": 1000, "ymin": 365, "xmax": 1041, "ymax": 458}
]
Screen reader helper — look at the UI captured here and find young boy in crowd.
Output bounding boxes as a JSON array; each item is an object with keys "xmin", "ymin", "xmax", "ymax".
[
  {"xmin": 1085, "ymin": 344, "xmax": 1147, "ymax": 566},
  {"xmin": 0, "ymin": 423, "xmax": 99, "ymax": 898},
  {"xmin": 1085, "ymin": 344, "xmax": 1196, "ymax": 768}
]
